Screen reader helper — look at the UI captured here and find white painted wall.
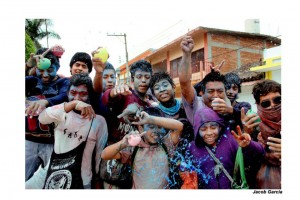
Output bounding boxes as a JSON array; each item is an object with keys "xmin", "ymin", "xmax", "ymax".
[
  {"xmin": 272, "ymin": 69, "xmax": 281, "ymax": 83},
  {"xmin": 238, "ymin": 85, "xmax": 257, "ymax": 112}
]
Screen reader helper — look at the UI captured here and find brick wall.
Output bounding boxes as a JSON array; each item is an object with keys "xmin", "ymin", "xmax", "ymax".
[
  {"xmin": 211, "ymin": 46, "xmax": 238, "ymax": 73},
  {"xmin": 210, "ymin": 33, "xmax": 266, "ymax": 73}
]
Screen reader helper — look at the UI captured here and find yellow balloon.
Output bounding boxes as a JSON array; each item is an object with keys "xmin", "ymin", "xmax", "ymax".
[{"xmin": 94, "ymin": 48, "xmax": 109, "ymax": 63}]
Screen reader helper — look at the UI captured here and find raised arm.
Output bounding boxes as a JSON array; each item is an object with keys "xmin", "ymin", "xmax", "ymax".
[
  {"xmin": 179, "ymin": 35, "xmax": 195, "ymax": 104},
  {"xmin": 91, "ymin": 48, "xmax": 106, "ymax": 94},
  {"xmin": 133, "ymin": 111, "xmax": 183, "ymax": 144}
]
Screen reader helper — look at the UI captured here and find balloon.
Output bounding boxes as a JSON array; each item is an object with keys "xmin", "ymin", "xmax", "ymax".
[
  {"xmin": 37, "ymin": 58, "xmax": 51, "ymax": 70},
  {"xmin": 128, "ymin": 134, "xmax": 141, "ymax": 146},
  {"xmin": 51, "ymin": 45, "xmax": 64, "ymax": 57},
  {"xmin": 93, "ymin": 47, "xmax": 109, "ymax": 63},
  {"xmin": 246, "ymin": 109, "xmax": 261, "ymax": 123}
]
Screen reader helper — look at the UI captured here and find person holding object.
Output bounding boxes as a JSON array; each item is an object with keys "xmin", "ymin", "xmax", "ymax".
[
  {"xmin": 26, "ymin": 73, "xmax": 108, "ymax": 189},
  {"xmin": 180, "ymin": 107, "xmax": 264, "ymax": 189},
  {"xmin": 179, "ymin": 35, "xmax": 238, "ymax": 128},
  {"xmin": 25, "ymin": 47, "xmax": 69, "ymax": 181},
  {"xmin": 101, "ymin": 107, "xmax": 183, "ymax": 189},
  {"xmin": 252, "ymin": 80, "xmax": 281, "ymax": 189}
]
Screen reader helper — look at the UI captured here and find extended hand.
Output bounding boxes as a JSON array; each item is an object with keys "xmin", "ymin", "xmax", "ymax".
[
  {"xmin": 241, "ymin": 107, "xmax": 260, "ymax": 134},
  {"xmin": 231, "ymin": 125, "xmax": 251, "ymax": 148},
  {"xmin": 25, "ymin": 99, "xmax": 48, "ymax": 117},
  {"xmin": 132, "ymin": 111, "xmax": 152, "ymax": 126},
  {"xmin": 210, "ymin": 60, "xmax": 225, "ymax": 72},
  {"xmin": 180, "ymin": 35, "xmax": 194, "ymax": 54},
  {"xmin": 111, "ymin": 84, "xmax": 132, "ymax": 97},
  {"xmin": 117, "ymin": 103, "xmax": 141, "ymax": 123}
]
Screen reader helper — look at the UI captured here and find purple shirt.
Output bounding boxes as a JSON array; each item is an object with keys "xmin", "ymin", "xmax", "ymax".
[{"xmin": 185, "ymin": 107, "xmax": 264, "ymax": 189}]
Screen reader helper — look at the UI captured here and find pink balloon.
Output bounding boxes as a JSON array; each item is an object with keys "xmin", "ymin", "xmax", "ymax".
[
  {"xmin": 52, "ymin": 46, "xmax": 65, "ymax": 57},
  {"xmin": 128, "ymin": 134, "xmax": 141, "ymax": 146},
  {"xmin": 52, "ymin": 51, "xmax": 64, "ymax": 57}
]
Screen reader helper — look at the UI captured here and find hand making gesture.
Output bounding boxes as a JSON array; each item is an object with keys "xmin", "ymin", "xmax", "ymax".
[
  {"xmin": 117, "ymin": 103, "xmax": 141, "ymax": 124},
  {"xmin": 180, "ymin": 35, "xmax": 194, "ymax": 54},
  {"xmin": 231, "ymin": 125, "xmax": 252, "ymax": 148}
]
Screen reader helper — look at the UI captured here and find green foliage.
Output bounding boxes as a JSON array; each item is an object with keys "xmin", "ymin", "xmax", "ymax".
[
  {"xmin": 25, "ymin": 32, "xmax": 36, "ymax": 61},
  {"xmin": 25, "ymin": 19, "xmax": 61, "ymax": 49}
]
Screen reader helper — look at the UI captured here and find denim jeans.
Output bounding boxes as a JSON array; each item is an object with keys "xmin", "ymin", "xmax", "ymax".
[{"xmin": 25, "ymin": 140, "xmax": 53, "ymax": 181}]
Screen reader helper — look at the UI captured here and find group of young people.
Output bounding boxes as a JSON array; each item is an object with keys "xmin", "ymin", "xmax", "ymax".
[{"xmin": 25, "ymin": 35, "xmax": 281, "ymax": 189}]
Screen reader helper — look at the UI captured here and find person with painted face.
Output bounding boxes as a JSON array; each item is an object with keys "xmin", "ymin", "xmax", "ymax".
[
  {"xmin": 101, "ymin": 60, "xmax": 154, "ymax": 188},
  {"xmin": 95, "ymin": 62, "xmax": 117, "ymax": 115},
  {"xmin": 101, "ymin": 107, "xmax": 183, "ymax": 189},
  {"xmin": 149, "ymin": 71, "xmax": 194, "ymax": 188},
  {"xmin": 94, "ymin": 62, "xmax": 120, "ymax": 189},
  {"xmin": 25, "ymin": 45, "xmax": 64, "ymax": 77},
  {"xmin": 25, "ymin": 48, "xmax": 70, "ymax": 181},
  {"xmin": 225, "ymin": 72, "xmax": 262, "ymax": 188},
  {"xmin": 179, "ymin": 35, "xmax": 235, "ymax": 127},
  {"xmin": 224, "ymin": 72, "xmax": 260, "ymax": 132},
  {"xmin": 102, "ymin": 60, "xmax": 154, "ymax": 143},
  {"xmin": 252, "ymin": 80, "xmax": 281, "ymax": 189},
  {"xmin": 181, "ymin": 107, "xmax": 264, "ymax": 189},
  {"xmin": 26, "ymin": 73, "xmax": 108, "ymax": 189}
]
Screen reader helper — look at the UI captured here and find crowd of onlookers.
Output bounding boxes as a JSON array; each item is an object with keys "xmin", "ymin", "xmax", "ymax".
[{"xmin": 25, "ymin": 35, "xmax": 281, "ymax": 189}]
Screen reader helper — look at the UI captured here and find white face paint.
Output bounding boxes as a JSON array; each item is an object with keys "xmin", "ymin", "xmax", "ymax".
[
  {"xmin": 102, "ymin": 69, "xmax": 116, "ymax": 91},
  {"xmin": 133, "ymin": 70, "xmax": 151, "ymax": 94},
  {"xmin": 199, "ymin": 122, "xmax": 220, "ymax": 146},
  {"xmin": 143, "ymin": 123, "xmax": 166, "ymax": 144},
  {"xmin": 153, "ymin": 79, "xmax": 175, "ymax": 103},
  {"xmin": 68, "ymin": 85, "xmax": 89, "ymax": 103}
]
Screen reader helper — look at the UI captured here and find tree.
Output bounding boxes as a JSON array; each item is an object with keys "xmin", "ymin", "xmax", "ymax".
[
  {"xmin": 25, "ymin": 19, "xmax": 61, "ymax": 49},
  {"xmin": 25, "ymin": 32, "xmax": 36, "ymax": 61}
]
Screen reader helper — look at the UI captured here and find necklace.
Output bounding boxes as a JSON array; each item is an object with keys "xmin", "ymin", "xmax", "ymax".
[{"xmin": 158, "ymin": 99, "xmax": 181, "ymax": 116}]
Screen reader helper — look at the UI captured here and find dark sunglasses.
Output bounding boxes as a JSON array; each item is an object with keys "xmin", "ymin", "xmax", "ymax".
[{"xmin": 260, "ymin": 96, "xmax": 281, "ymax": 108}]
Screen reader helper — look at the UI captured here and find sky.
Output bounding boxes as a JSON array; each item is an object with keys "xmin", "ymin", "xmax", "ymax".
[
  {"xmin": 1, "ymin": 0, "xmax": 300, "ymax": 199},
  {"xmin": 40, "ymin": 18, "xmax": 281, "ymax": 77}
]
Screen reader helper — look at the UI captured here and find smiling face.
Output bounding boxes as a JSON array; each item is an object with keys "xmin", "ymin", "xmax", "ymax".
[
  {"xmin": 36, "ymin": 66, "xmax": 57, "ymax": 84},
  {"xmin": 68, "ymin": 85, "xmax": 89, "ymax": 103},
  {"xmin": 102, "ymin": 69, "xmax": 116, "ymax": 91},
  {"xmin": 70, "ymin": 61, "xmax": 89, "ymax": 75},
  {"xmin": 132, "ymin": 69, "xmax": 151, "ymax": 94},
  {"xmin": 143, "ymin": 123, "xmax": 167, "ymax": 145},
  {"xmin": 199, "ymin": 122, "xmax": 220, "ymax": 146},
  {"xmin": 203, "ymin": 81, "xmax": 226, "ymax": 108},
  {"xmin": 153, "ymin": 79, "xmax": 175, "ymax": 103}
]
